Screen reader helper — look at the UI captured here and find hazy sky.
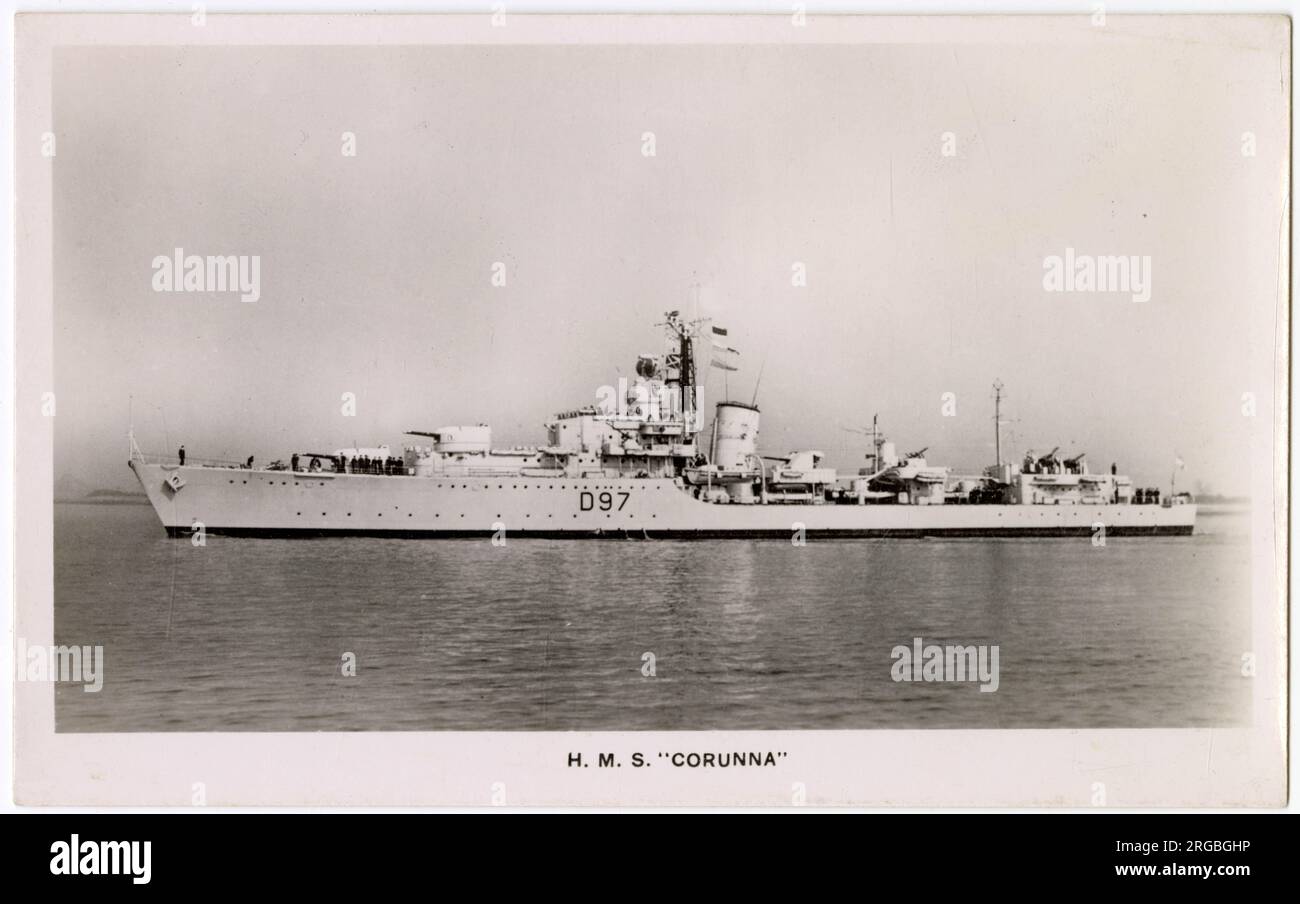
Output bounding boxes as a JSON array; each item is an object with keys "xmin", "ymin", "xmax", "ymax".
[{"xmin": 53, "ymin": 33, "xmax": 1285, "ymax": 495}]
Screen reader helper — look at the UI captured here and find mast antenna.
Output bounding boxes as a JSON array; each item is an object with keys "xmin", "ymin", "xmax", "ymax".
[{"xmin": 750, "ymin": 353, "xmax": 767, "ymax": 407}]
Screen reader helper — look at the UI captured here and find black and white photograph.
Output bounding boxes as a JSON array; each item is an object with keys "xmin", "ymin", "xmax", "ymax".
[{"xmin": 7, "ymin": 8, "xmax": 1290, "ymax": 815}]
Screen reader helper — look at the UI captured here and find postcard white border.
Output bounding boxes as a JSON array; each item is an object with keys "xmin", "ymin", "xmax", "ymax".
[{"xmin": 10, "ymin": 10, "xmax": 1289, "ymax": 807}]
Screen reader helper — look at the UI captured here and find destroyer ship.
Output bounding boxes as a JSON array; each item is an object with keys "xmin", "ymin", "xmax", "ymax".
[{"xmin": 129, "ymin": 313, "xmax": 1196, "ymax": 538}]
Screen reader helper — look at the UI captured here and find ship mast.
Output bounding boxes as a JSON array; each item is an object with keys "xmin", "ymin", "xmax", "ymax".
[
  {"xmin": 679, "ymin": 320, "xmax": 696, "ymax": 426},
  {"xmin": 993, "ymin": 380, "xmax": 1004, "ymax": 468},
  {"xmin": 659, "ymin": 310, "xmax": 708, "ymax": 438}
]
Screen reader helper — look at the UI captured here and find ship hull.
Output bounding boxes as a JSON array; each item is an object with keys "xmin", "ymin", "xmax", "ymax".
[{"xmin": 131, "ymin": 461, "xmax": 1197, "ymax": 539}]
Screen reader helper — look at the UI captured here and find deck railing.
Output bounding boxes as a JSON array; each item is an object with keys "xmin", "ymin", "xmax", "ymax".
[
  {"xmin": 133, "ymin": 449, "xmax": 415, "ymax": 476},
  {"xmin": 131, "ymin": 450, "xmax": 250, "ymax": 469}
]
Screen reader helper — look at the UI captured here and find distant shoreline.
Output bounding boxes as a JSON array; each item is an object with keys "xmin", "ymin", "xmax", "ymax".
[
  {"xmin": 1198, "ymin": 503, "xmax": 1250, "ymax": 515},
  {"xmin": 55, "ymin": 489, "xmax": 150, "ymax": 505}
]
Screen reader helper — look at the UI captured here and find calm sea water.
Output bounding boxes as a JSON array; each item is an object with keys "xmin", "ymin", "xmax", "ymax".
[{"xmin": 53, "ymin": 502, "xmax": 1251, "ymax": 731}]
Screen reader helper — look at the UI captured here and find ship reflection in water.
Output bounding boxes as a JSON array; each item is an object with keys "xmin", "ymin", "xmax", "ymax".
[{"xmin": 54, "ymin": 503, "xmax": 1249, "ymax": 732}]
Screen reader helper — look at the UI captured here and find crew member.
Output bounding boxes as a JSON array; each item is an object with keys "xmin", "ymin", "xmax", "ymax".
[
  {"xmin": 178, "ymin": 445, "xmax": 185, "ymax": 466},
  {"xmin": 291, "ymin": 453, "xmax": 300, "ymax": 472}
]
